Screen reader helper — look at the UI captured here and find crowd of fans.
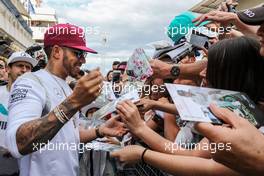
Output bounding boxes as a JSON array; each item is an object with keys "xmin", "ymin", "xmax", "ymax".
[{"xmin": 0, "ymin": 1, "xmax": 264, "ymax": 176}]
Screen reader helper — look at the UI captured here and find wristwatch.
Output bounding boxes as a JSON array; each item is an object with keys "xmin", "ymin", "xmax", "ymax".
[
  {"xmin": 170, "ymin": 64, "xmax": 180, "ymax": 78},
  {"xmin": 95, "ymin": 126, "xmax": 104, "ymax": 138}
]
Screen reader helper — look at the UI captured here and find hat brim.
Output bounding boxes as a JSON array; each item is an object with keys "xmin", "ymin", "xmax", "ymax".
[
  {"xmin": 197, "ymin": 20, "xmax": 211, "ymax": 27},
  {"xmin": 237, "ymin": 6, "xmax": 264, "ymax": 26},
  {"xmin": 9, "ymin": 57, "xmax": 38, "ymax": 67},
  {"xmin": 70, "ymin": 46, "xmax": 98, "ymax": 54}
]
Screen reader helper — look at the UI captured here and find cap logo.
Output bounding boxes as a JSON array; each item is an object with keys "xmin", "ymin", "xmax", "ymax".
[
  {"xmin": 21, "ymin": 52, "xmax": 27, "ymax": 57},
  {"xmin": 244, "ymin": 9, "xmax": 255, "ymax": 18}
]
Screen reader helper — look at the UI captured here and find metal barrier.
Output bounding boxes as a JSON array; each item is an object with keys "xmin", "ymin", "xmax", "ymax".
[
  {"xmin": 80, "ymin": 148, "xmax": 170, "ymax": 176},
  {"xmin": 116, "ymin": 162, "xmax": 169, "ymax": 176}
]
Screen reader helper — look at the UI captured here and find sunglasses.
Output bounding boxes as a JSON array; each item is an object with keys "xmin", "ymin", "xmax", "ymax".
[
  {"xmin": 63, "ymin": 47, "xmax": 87, "ymax": 59},
  {"xmin": 72, "ymin": 49, "xmax": 87, "ymax": 59}
]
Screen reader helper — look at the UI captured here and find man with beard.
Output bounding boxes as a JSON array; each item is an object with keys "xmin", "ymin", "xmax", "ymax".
[
  {"xmin": 0, "ymin": 51, "xmax": 37, "ymax": 175},
  {"xmin": 5, "ymin": 24, "xmax": 126, "ymax": 176}
]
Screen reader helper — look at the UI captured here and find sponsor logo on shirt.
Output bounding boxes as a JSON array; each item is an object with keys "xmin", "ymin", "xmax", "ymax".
[
  {"xmin": 14, "ymin": 84, "xmax": 32, "ymax": 89},
  {"xmin": 54, "ymin": 88, "xmax": 63, "ymax": 98},
  {"xmin": 10, "ymin": 88, "xmax": 29, "ymax": 103},
  {"xmin": 0, "ymin": 121, "xmax": 7, "ymax": 130}
]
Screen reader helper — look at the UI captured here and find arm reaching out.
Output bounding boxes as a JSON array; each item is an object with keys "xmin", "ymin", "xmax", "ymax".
[
  {"xmin": 111, "ymin": 145, "xmax": 240, "ymax": 176},
  {"xmin": 137, "ymin": 98, "xmax": 178, "ymax": 115},
  {"xmin": 195, "ymin": 104, "xmax": 264, "ymax": 175},
  {"xmin": 116, "ymin": 100, "xmax": 211, "ymax": 158},
  {"xmin": 192, "ymin": 11, "xmax": 259, "ymax": 36},
  {"xmin": 7, "ymin": 69, "xmax": 103, "ymax": 157}
]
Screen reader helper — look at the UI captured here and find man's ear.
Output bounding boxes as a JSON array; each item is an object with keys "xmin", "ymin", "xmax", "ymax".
[{"xmin": 52, "ymin": 45, "xmax": 63, "ymax": 60}]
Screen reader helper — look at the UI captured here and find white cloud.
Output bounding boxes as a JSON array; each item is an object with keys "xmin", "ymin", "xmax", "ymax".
[{"xmin": 46, "ymin": 0, "xmax": 202, "ymax": 72}]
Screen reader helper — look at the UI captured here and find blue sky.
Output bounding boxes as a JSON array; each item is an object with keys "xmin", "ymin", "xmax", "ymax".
[{"xmin": 43, "ymin": 0, "xmax": 202, "ymax": 75}]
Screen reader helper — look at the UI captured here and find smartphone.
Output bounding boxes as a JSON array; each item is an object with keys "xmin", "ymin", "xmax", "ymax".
[
  {"xmin": 112, "ymin": 70, "xmax": 121, "ymax": 83},
  {"xmin": 190, "ymin": 33, "xmax": 210, "ymax": 49},
  {"xmin": 189, "ymin": 27, "xmax": 218, "ymax": 49},
  {"xmin": 166, "ymin": 43, "xmax": 194, "ymax": 63}
]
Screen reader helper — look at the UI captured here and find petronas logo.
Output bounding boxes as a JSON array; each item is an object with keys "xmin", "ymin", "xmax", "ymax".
[{"xmin": 0, "ymin": 104, "xmax": 8, "ymax": 116}]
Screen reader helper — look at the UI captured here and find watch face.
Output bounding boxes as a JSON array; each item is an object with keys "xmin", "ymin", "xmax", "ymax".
[{"xmin": 171, "ymin": 66, "xmax": 180, "ymax": 77}]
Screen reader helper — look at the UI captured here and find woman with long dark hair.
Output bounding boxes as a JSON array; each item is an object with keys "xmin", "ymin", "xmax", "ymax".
[
  {"xmin": 112, "ymin": 36, "xmax": 264, "ymax": 176},
  {"xmin": 207, "ymin": 36, "xmax": 264, "ymax": 102}
]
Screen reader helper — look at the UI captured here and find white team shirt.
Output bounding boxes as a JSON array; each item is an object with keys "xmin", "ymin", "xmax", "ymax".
[
  {"xmin": 6, "ymin": 69, "xmax": 80, "ymax": 176},
  {"xmin": 0, "ymin": 85, "xmax": 9, "ymax": 148},
  {"xmin": 0, "ymin": 85, "xmax": 19, "ymax": 175}
]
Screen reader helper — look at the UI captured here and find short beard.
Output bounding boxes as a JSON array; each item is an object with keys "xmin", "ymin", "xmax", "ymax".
[
  {"xmin": 62, "ymin": 53, "xmax": 78, "ymax": 78},
  {"xmin": 62, "ymin": 52, "xmax": 71, "ymax": 77}
]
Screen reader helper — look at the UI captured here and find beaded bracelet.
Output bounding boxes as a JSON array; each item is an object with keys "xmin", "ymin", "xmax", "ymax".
[{"xmin": 53, "ymin": 106, "xmax": 66, "ymax": 124}]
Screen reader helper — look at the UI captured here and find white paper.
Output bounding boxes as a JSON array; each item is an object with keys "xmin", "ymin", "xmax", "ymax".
[
  {"xmin": 165, "ymin": 84, "xmax": 238, "ymax": 124},
  {"xmin": 93, "ymin": 90, "xmax": 140, "ymax": 119}
]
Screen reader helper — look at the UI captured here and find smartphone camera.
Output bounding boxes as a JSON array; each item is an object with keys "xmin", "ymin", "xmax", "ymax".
[{"xmin": 112, "ymin": 70, "xmax": 121, "ymax": 83}]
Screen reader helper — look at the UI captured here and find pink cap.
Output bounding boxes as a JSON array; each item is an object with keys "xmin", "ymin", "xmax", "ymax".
[
  {"xmin": 117, "ymin": 64, "xmax": 127, "ymax": 70},
  {"xmin": 44, "ymin": 23, "xmax": 97, "ymax": 54}
]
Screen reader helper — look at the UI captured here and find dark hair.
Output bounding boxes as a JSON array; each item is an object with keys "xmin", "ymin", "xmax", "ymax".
[
  {"xmin": 207, "ymin": 36, "xmax": 264, "ymax": 102},
  {"xmin": 113, "ymin": 61, "xmax": 120, "ymax": 66},
  {"xmin": 44, "ymin": 46, "xmax": 53, "ymax": 60},
  {"xmin": 119, "ymin": 61, "xmax": 127, "ymax": 65}
]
